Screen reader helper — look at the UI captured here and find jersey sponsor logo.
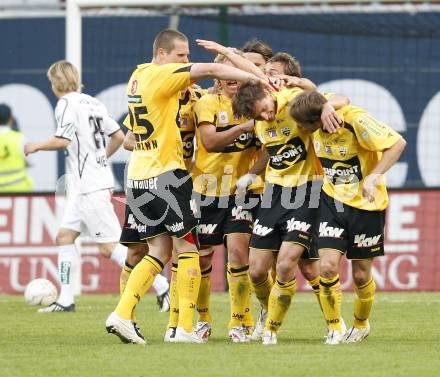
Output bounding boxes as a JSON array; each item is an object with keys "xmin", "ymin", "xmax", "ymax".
[
  {"xmin": 165, "ymin": 222, "xmax": 184, "ymax": 233},
  {"xmin": 180, "ymin": 131, "xmax": 195, "ymax": 159},
  {"xmin": 267, "ymin": 136, "xmax": 307, "ymax": 170},
  {"xmin": 231, "ymin": 206, "xmax": 253, "ymax": 222},
  {"xmin": 356, "ymin": 115, "xmax": 386, "ymax": 137},
  {"xmin": 127, "ymin": 214, "xmax": 148, "ymax": 233},
  {"xmin": 319, "ymin": 222, "xmax": 344, "ymax": 238},
  {"xmin": 126, "ymin": 177, "xmax": 158, "ymax": 190},
  {"xmin": 197, "ymin": 223, "xmax": 218, "ymax": 234},
  {"xmin": 319, "ymin": 156, "xmax": 363, "ymax": 185},
  {"xmin": 252, "ymin": 219, "xmax": 273, "ymax": 236},
  {"xmin": 220, "ymin": 128, "xmax": 256, "ymax": 152},
  {"xmin": 354, "ymin": 233, "xmax": 382, "ymax": 247},
  {"xmin": 286, "ymin": 218, "xmax": 311, "ymax": 233}
]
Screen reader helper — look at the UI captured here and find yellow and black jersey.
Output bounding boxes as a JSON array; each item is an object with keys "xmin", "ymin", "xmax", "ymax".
[
  {"xmin": 123, "ymin": 62, "xmax": 193, "ymax": 180},
  {"xmin": 178, "ymin": 87, "xmax": 206, "ymax": 164},
  {"xmin": 313, "ymin": 105, "xmax": 402, "ymax": 211},
  {"xmin": 192, "ymin": 93, "xmax": 258, "ymax": 197},
  {"xmin": 255, "ymin": 88, "xmax": 319, "ymax": 188},
  {"xmin": 247, "ymin": 145, "xmax": 265, "ymax": 195}
]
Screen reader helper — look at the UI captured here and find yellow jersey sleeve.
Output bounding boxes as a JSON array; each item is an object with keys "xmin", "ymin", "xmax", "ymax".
[
  {"xmin": 194, "ymin": 94, "xmax": 218, "ymax": 126},
  {"xmin": 155, "ymin": 63, "xmax": 193, "ymax": 97},
  {"xmin": 350, "ymin": 111, "xmax": 402, "ymax": 151}
]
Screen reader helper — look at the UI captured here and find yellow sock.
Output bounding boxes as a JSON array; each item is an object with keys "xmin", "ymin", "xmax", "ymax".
[
  {"xmin": 243, "ymin": 284, "xmax": 255, "ymax": 329},
  {"xmin": 177, "ymin": 251, "xmax": 201, "ymax": 333},
  {"xmin": 251, "ymin": 273, "xmax": 273, "ymax": 309},
  {"xmin": 265, "ymin": 278, "xmax": 296, "ymax": 332},
  {"xmin": 227, "ymin": 264, "xmax": 251, "ymax": 330},
  {"xmin": 115, "ymin": 255, "xmax": 163, "ymax": 320},
  {"xmin": 119, "ymin": 262, "xmax": 132, "ymax": 295},
  {"xmin": 197, "ymin": 265, "xmax": 212, "ymax": 323},
  {"xmin": 308, "ymin": 276, "xmax": 322, "ymax": 311},
  {"xmin": 354, "ymin": 278, "xmax": 376, "ymax": 329},
  {"xmin": 320, "ymin": 275, "xmax": 342, "ymax": 331},
  {"xmin": 167, "ymin": 263, "xmax": 179, "ymax": 328}
]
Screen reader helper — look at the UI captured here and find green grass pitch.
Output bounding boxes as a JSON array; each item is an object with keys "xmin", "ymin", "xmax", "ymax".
[{"xmin": 1, "ymin": 292, "xmax": 439, "ymax": 377}]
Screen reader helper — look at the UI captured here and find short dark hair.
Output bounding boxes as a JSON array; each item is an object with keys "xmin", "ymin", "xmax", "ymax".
[
  {"xmin": 153, "ymin": 29, "xmax": 188, "ymax": 57},
  {"xmin": 0, "ymin": 104, "xmax": 12, "ymax": 125},
  {"xmin": 242, "ymin": 39, "xmax": 273, "ymax": 62},
  {"xmin": 233, "ymin": 81, "xmax": 268, "ymax": 119},
  {"xmin": 289, "ymin": 91, "xmax": 327, "ymax": 126},
  {"xmin": 268, "ymin": 52, "xmax": 302, "ymax": 77}
]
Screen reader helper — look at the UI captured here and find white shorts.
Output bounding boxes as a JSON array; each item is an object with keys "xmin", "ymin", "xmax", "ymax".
[{"xmin": 60, "ymin": 189, "xmax": 121, "ymax": 243}]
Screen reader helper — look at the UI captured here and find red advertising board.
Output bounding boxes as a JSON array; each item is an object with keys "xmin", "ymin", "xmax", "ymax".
[{"xmin": 0, "ymin": 191, "xmax": 439, "ymax": 294}]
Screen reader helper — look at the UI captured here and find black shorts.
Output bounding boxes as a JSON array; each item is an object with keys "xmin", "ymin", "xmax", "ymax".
[
  {"xmin": 317, "ymin": 191, "xmax": 385, "ymax": 259},
  {"xmin": 250, "ymin": 182, "xmax": 319, "ymax": 259},
  {"xmin": 120, "ymin": 169, "xmax": 197, "ymax": 244},
  {"xmin": 194, "ymin": 194, "xmax": 253, "ymax": 247}
]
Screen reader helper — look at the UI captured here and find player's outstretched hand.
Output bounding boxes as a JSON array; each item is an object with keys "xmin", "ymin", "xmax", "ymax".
[
  {"xmin": 196, "ymin": 39, "xmax": 230, "ymax": 55},
  {"xmin": 362, "ymin": 174, "xmax": 380, "ymax": 202},
  {"xmin": 321, "ymin": 102, "xmax": 342, "ymax": 133},
  {"xmin": 24, "ymin": 142, "xmax": 38, "ymax": 156}
]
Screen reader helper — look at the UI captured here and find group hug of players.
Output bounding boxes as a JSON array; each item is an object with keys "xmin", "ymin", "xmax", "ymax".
[{"xmin": 105, "ymin": 29, "xmax": 406, "ymax": 346}]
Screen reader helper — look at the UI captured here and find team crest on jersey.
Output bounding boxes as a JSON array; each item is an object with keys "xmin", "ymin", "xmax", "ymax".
[
  {"xmin": 267, "ymin": 129, "xmax": 277, "ymax": 138},
  {"xmin": 281, "ymin": 127, "xmax": 291, "ymax": 136},
  {"xmin": 130, "ymin": 80, "xmax": 138, "ymax": 95},
  {"xmin": 218, "ymin": 111, "xmax": 229, "ymax": 124},
  {"xmin": 339, "ymin": 146, "xmax": 347, "ymax": 157},
  {"xmin": 180, "ymin": 116, "xmax": 188, "ymax": 128},
  {"xmin": 325, "ymin": 145, "xmax": 333, "ymax": 154}
]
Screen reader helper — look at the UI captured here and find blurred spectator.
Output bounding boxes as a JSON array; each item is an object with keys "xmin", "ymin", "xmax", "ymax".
[{"xmin": 0, "ymin": 104, "xmax": 33, "ymax": 192}]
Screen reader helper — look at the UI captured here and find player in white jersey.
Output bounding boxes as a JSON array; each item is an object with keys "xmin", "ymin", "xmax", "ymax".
[{"xmin": 24, "ymin": 60, "xmax": 128, "ymax": 312}]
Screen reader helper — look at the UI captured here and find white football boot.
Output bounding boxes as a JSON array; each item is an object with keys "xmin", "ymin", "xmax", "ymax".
[
  {"xmin": 324, "ymin": 318, "xmax": 347, "ymax": 345},
  {"xmin": 171, "ymin": 327, "xmax": 205, "ymax": 343},
  {"xmin": 228, "ymin": 326, "xmax": 250, "ymax": 343},
  {"xmin": 105, "ymin": 311, "xmax": 146, "ymax": 345},
  {"xmin": 251, "ymin": 306, "xmax": 268, "ymax": 341},
  {"xmin": 195, "ymin": 322, "xmax": 212, "ymax": 342},
  {"xmin": 262, "ymin": 330, "xmax": 277, "ymax": 345},
  {"xmin": 164, "ymin": 327, "xmax": 177, "ymax": 342},
  {"xmin": 343, "ymin": 322, "xmax": 371, "ymax": 343}
]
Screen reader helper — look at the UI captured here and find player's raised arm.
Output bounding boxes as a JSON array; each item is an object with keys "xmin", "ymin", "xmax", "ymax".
[
  {"xmin": 196, "ymin": 39, "xmax": 267, "ymax": 81},
  {"xmin": 189, "ymin": 63, "xmax": 269, "ymax": 88}
]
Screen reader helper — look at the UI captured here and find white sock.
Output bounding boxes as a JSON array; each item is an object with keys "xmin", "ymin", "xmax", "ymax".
[
  {"xmin": 151, "ymin": 273, "xmax": 169, "ymax": 296},
  {"xmin": 109, "ymin": 244, "xmax": 127, "ymax": 267},
  {"xmin": 57, "ymin": 244, "xmax": 78, "ymax": 306}
]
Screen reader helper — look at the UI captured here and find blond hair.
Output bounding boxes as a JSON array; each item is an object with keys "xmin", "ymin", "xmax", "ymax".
[{"xmin": 47, "ymin": 60, "xmax": 80, "ymax": 93}]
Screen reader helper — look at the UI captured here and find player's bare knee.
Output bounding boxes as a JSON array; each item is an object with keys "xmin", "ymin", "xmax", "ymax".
[
  {"xmin": 320, "ymin": 259, "xmax": 339, "ymax": 278},
  {"xmin": 199, "ymin": 253, "xmax": 213, "ymax": 269},
  {"xmin": 352, "ymin": 269, "xmax": 371, "ymax": 287},
  {"xmin": 249, "ymin": 264, "xmax": 267, "ymax": 284},
  {"xmin": 299, "ymin": 263, "xmax": 318, "ymax": 281},
  {"xmin": 275, "ymin": 259, "xmax": 295, "ymax": 281}
]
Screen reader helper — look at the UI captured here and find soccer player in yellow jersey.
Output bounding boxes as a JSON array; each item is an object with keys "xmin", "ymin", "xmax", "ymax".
[
  {"xmin": 289, "ymin": 91, "xmax": 406, "ymax": 344},
  {"xmin": 105, "ymin": 29, "xmax": 267, "ymax": 344},
  {"xmin": 233, "ymin": 81, "xmax": 348, "ymax": 345},
  {"xmin": 191, "ymin": 54, "xmax": 259, "ymax": 343},
  {"xmin": 239, "ymin": 52, "xmax": 323, "ymax": 340}
]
